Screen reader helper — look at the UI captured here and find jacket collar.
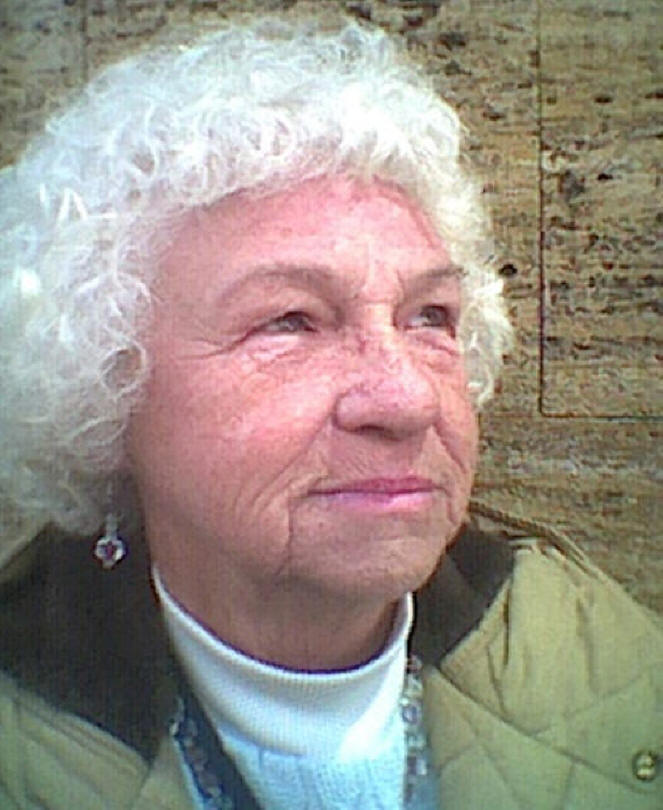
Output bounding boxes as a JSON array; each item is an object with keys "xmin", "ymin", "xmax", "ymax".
[{"xmin": 0, "ymin": 521, "xmax": 513, "ymax": 762}]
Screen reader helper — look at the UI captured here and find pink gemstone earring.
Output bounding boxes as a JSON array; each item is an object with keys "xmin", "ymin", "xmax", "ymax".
[{"xmin": 93, "ymin": 512, "xmax": 127, "ymax": 570}]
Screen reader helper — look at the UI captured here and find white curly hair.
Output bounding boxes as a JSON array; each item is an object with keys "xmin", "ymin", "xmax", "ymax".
[{"xmin": 0, "ymin": 13, "xmax": 512, "ymax": 555}]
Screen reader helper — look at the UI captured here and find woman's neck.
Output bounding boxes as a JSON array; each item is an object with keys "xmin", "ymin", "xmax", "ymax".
[
  {"xmin": 156, "ymin": 567, "xmax": 413, "ymax": 755},
  {"xmin": 154, "ymin": 561, "xmax": 400, "ymax": 672}
]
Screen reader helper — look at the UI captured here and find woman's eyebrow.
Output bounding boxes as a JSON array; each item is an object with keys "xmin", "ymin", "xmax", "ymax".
[
  {"xmin": 217, "ymin": 263, "xmax": 339, "ymax": 302},
  {"xmin": 409, "ymin": 265, "xmax": 463, "ymax": 290},
  {"xmin": 216, "ymin": 261, "xmax": 461, "ymax": 305}
]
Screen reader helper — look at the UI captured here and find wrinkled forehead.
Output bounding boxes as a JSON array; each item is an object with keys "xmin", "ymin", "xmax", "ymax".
[
  {"xmin": 160, "ymin": 175, "xmax": 453, "ymax": 301},
  {"xmin": 209, "ymin": 174, "xmax": 444, "ymax": 246}
]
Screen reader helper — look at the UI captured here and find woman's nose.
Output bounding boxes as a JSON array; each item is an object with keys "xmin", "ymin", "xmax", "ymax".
[{"xmin": 332, "ymin": 337, "xmax": 440, "ymax": 439}]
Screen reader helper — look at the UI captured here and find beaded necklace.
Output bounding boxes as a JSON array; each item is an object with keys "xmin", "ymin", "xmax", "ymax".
[{"xmin": 171, "ymin": 654, "xmax": 432, "ymax": 809}]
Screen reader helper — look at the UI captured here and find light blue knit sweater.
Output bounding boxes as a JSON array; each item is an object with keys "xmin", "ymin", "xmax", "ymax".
[{"xmin": 156, "ymin": 572, "xmax": 438, "ymax": 809}]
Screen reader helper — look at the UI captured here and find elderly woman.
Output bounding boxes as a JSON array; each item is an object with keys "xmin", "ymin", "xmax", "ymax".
[{"xmin": 0, "ymin": 12, "xmax": 660, "ymax": 810}]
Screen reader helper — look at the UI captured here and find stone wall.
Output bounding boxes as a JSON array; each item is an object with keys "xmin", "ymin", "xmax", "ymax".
[{"xmin": 1, "ymin": 0, "xmax": 660, "ymax": 610}]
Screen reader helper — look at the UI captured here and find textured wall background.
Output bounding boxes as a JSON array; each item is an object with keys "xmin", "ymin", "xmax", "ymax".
[{"xmin": 1, "ymin": 0, "xmax": 661, "ymax": 610}]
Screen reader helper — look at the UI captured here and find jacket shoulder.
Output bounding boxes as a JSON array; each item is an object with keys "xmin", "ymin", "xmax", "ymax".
[
  {"xmin": 0, "ymin": 529, "xmax": 175, "ymax": 761},
  {"xmin": 0, "ymin": 669, "xmax": 197, "ymax": 810},
  {"xmin": 444, "ymin": 535, "xmax": 663, "ymax": 711},
  {"xmin": 0, "ymin": 670, "xmax": 147, "ymax": 809},
  {"xmin": 425, "ymin": 536, "xmax": 663, "ymax": 809}
]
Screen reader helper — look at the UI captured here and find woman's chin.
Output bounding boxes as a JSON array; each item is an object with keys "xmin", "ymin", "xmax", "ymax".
[
  {"xmin": 280, "ymin": 498, "xmax": 458, "ymax": 602},
  {"xmin": 283, "ymin": 529, "xmax": 448, "ymax": 605}
]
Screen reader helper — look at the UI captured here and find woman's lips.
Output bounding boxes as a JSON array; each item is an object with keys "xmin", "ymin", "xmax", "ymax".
[{"xmin": 309, "ymin": 477, "xmax": 437, "ymax": 511}]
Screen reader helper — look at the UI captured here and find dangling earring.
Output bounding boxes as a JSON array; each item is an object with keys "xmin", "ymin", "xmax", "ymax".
[{"xmin": 93, "ymin": 511, "xmax": 127, "ymax": 570}]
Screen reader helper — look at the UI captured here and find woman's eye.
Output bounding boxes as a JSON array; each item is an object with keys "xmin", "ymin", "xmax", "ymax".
[
  {"xmin": 261, "ymin": 311, "xmax": 314, "ymax": 334},
  {"xmin": 408, "ymin": 305, "xmax": 453, "ymax": 330}
]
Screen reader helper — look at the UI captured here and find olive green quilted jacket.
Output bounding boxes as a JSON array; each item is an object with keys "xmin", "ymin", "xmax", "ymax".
[{"xmin": 0, "ymin": 530, "xmax": 661, "ymax": 809}]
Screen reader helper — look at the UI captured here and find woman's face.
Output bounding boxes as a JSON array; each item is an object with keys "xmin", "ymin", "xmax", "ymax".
[{"xmin": 129, "ymin": 176, "xmax": 478, "ymax": 614}]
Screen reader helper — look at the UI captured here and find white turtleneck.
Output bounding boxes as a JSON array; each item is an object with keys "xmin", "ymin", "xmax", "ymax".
[{"xmin": 154, "ymin": 569, "xmax": 414, "ymax": 809}]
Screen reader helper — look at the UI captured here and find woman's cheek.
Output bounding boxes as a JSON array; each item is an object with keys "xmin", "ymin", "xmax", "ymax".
[{"xmin": 221, "ymin": 352, "xmax": 337, "ymax": 439}]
